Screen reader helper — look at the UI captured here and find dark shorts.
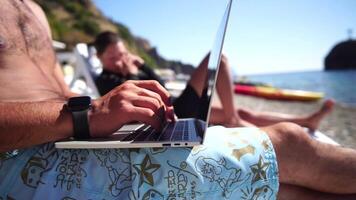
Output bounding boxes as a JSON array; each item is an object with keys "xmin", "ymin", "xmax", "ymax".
[{"xmin": 173, "ymin": 84, "xmax": 210, "ymax": 120}]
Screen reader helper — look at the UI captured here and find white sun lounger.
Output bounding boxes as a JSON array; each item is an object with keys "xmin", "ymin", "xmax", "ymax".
[
  {"xmin": 69, "ymin": 43, "xmax": 101, "ymax": 98},
  {"xmin": 309, "ymin": 129, "xmax": 339, "ymax": 145}
]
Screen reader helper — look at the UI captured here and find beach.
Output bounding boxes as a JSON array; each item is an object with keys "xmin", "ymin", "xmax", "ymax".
[
  {"xmin": 213, "ymin": 92, "xmax": 356, "ymax": 149},
  {"xmin": 230, "ymin": 94, "xmax": 356, "ymax": 149}
]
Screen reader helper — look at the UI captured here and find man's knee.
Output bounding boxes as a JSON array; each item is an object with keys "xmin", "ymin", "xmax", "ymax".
[
  {"xmin": 264, "ymin": 122, "xmax": 314, "ymax": 182},
  {"xmin": 221, "ymin": 53, "xmax": 228, "ymax": 63},
  {"xmin": 264, "ymin": 122, "xmax": 311, "ymax": 150},
  {"xmin": 220, "ymin": 54, "xmax": 230, "ymax": 69}
]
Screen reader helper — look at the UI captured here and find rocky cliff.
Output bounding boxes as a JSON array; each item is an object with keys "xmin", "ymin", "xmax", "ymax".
[{"xmin": 324, "ymin": 40, "xmax": 356, "ymax": 70}]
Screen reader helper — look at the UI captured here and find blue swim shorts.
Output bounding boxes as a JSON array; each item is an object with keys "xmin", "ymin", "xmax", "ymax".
[{"xmin": 0, "ymin": 126, "xmax": 279, "ymax": 199}]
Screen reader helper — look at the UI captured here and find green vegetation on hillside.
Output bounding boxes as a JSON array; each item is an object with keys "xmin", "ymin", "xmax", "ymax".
[{"xmin": 34, "ymin": 0, "xmax": 158, "ymax": 68}]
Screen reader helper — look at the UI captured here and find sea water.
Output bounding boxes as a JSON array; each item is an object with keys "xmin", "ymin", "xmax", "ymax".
[{"xmin": 243, "ymin": 70, "xmax": 356, "ymax": 106}]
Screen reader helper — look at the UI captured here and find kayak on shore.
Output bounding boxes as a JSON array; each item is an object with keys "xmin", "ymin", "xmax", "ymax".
[{"xmin": 234, "ymin": 84, "xmax": 324, "ymax": 101}]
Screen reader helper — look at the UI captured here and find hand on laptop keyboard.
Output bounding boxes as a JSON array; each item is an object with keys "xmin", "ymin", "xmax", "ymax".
[{"xmin": 89, "ymin": 80, "xmax": 176, "ymax": 137}]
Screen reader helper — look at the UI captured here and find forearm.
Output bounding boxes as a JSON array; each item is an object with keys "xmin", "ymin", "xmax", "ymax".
[
  {"xmin": 0, "ymin": 101, "xmax": 73, "ymax": 152},
  {"xmin": 140, "ymin": 64, "xmax": 165, "ymax": 87}
]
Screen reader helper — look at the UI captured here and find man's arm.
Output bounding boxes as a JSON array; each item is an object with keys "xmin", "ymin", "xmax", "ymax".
[
  {"xmin": 0, "ymin": 101, "xmax": 73, "ymax": 152},
  {"xmin": 140, "ymin": 64, "xmax": 166, "ymax": 87},
  {"xmin": 0, "ymin": 80, "xmax": 175, "ymax": 153}
]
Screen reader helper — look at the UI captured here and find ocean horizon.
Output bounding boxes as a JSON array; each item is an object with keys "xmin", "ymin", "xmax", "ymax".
[{"xmin": 238, "ymin": 70, "xmax": 356, "ymax": 106}]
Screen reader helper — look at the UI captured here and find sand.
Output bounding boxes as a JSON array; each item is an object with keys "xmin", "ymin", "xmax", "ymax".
[{"xmin": 230, "ymin": 94, "xmax": 356, "ymax": 149}]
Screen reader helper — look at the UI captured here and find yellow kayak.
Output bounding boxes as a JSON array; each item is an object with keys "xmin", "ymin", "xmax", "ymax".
[{"xmin": 234, "ymin": 85, "xmax": 324, "ymax": 101}]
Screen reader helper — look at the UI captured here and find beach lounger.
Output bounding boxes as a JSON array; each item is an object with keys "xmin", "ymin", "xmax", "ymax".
[
  {"xmin": 308, "ymin": 129, "xmax": 339, "ymax": 145},
  {"xmin": 69, "ymin": 43, "xmax": 101, "ymax": 98}
]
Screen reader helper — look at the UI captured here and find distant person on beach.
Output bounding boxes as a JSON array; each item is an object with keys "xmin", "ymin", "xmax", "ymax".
[
  {"xmin": 1, "ymin": 1, "xmax": 356, "ymax": 199},
  {"xmin": 94, "ymin": 31, "xmax": 335, "ymax": 131},
  {"xmin": 94, "ymin": 31, "xmax": 253, "ymax": 127}
]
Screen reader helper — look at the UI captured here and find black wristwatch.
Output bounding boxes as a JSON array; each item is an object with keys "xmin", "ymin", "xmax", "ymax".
[{"xmin": 66, "ymin": 96, "xmax": 92, "ymax": 139}]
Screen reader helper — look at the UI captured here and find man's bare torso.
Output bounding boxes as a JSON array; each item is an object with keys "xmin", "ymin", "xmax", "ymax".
[{"xmin": 0, "ymin": 0, "xmax": 65, "ymax": 101}]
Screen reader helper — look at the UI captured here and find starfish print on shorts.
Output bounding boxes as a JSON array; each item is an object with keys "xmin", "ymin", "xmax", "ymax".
[
  {"xmin": 250, "ymin": 155, "xmax": 270, "ymax": 185},
  {"xmin": 133, "ymin": 154, "xmax": 161, "ymax": 187}
]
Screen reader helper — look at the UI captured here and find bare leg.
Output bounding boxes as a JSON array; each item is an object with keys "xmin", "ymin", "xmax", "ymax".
[
  {"xmin": 278, "ymin": 184, "xmax": 356, "ymax": 200},
  {"xmin": 262, "ymin": 122, "xmax": 356, "ymax": 194},
  {"xmin": 238, "ymin": 99, "xmax": 334, "ymax": 131},
  {"xmin": 214, "ymin": 55, "xmax": 254, "ymax": 127},
  {"xmin": 188, "ymin": 53, "xmax": 253, "ymax": 127},
  {"xmin": 190, "ymin": 53, "xmax": 334, "ymax": 129},
  {"xmin": 209, "ymin": 106, "xmax": 254, "ymax": 127},
  {"xmin": 187, "ymin": 54, "xmax": 209, "ymax": 98},
  {"xmin": 214, "ymin": 54, "xmax": 238, "ymax": 126}
]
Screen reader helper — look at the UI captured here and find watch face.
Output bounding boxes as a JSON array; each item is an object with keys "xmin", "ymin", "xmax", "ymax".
[{"xmin": 68, "ymin": 96, "xmax": 91, "ymax": 111}]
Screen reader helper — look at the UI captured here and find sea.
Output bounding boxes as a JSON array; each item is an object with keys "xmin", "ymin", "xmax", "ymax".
[{"xmin": 240, "ymin": 70, "xmax": 356, "ymax": 106}]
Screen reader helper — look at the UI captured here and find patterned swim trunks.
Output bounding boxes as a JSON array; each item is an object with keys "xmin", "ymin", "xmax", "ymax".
[{"xmin": 0, "ymin": 126, "xmax": 279, "ymax": 199}]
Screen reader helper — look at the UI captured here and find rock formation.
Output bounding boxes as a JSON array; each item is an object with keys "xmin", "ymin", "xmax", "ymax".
[{"xmin": 324, "ymin": 40, "xmax": 356, "ymax": 70}]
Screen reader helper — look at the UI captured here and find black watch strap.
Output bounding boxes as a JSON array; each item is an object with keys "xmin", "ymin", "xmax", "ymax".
[{"xmin": 71, "ymin": 109, "xmax": 91, "ymax": 139}]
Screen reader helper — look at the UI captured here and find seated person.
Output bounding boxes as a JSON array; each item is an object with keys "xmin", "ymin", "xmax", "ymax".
[
  {"xmin": 0, "ymin": 1, "xmax": 355, "ymax": 199},
  {"xmin": 94, "ymin": 31, "xmax": 335, "ymax": 131},
  {"xmin": 93, "ymin": 33, "xmax": 165, "ymax": 94}
]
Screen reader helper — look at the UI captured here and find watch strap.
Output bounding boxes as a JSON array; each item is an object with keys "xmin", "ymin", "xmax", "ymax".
[{"xmin": 72, "ymin": 109, "xmax": 91, "ymax": 139}]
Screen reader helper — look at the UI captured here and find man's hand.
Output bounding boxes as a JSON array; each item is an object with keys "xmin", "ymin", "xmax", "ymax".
[
  {"xmin": 89, "ymin": 80, "xmax": 175, "ymax": 138},
  {"xmin": 120, "ymin": 53, "xmax": 144, "ymax": 76},
  {"xmin": 128, "ymin": 53, "xmax": 145, "ymax": 67}
]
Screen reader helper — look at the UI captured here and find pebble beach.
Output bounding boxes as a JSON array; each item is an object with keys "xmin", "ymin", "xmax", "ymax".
[{"xmin": 232, "ymin": 94, "xmax": 356, "ymax": 149}]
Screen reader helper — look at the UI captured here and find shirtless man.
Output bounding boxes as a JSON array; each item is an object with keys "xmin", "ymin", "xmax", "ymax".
[{"xmin": 0, "ymin": 1, "xmax": 355, "ymax": 199}]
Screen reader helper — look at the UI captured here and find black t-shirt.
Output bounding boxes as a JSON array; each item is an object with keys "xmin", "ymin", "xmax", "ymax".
[{"xmin": 95, "ymin": 64, "xmax": 165, "ymax": 96}]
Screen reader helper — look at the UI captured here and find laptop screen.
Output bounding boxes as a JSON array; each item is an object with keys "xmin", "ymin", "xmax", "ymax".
[{"xmin": 196, "ymin": 0, "xmax": 233, "ymax": 126}]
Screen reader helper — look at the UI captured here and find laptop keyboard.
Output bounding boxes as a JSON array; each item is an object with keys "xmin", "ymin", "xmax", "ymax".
[
  {"xmin": 121, "ymin": 120, "xmax": 193, "ymax": 142},
  {"xmin": 170, "ymin": 122, "xmax": 190, "ymax": 141}
]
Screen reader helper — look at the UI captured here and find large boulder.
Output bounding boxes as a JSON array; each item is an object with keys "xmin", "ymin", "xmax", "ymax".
[{"xmin": 324, "ymin": 40, "xmax": 356, "ymax": 70}]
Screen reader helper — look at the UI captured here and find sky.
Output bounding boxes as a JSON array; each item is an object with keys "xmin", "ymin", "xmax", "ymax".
[{"xmin": 93, "ymin": 0, "xmax": 356, "ymax": 75}]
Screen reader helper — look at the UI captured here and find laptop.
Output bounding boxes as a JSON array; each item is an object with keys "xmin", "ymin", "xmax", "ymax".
[{"xmin": 55, "ymin": 0, "xmax": 233, "ymax": 149}]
